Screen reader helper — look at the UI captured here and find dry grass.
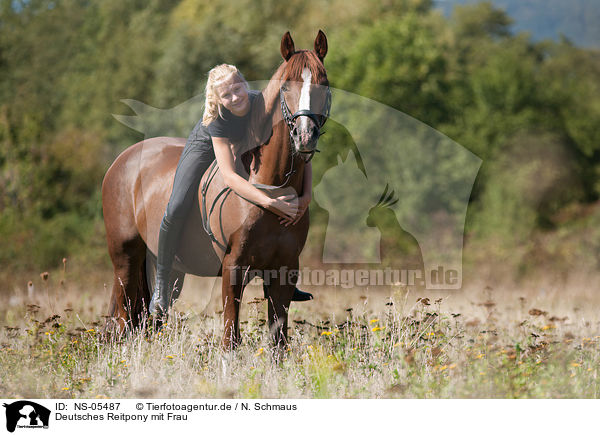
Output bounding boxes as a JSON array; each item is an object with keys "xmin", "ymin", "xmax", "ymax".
[{"xmin": 1, "ymin": 272, "xmax": 599, "ymax": 398}]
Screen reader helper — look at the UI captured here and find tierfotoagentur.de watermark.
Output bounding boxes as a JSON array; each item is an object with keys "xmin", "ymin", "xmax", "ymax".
[{"xmin": 226, "ymin": 265, "xmax": 459, "ymax": 288}]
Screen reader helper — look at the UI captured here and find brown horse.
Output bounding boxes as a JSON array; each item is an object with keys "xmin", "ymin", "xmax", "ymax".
[{"xmin": 102, "ymin": 31, "xmax": 330, "ymax": 348}]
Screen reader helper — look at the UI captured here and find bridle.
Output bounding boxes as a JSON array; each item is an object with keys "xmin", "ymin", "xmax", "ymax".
[{"xmin": 279, "ymin": 83, "xmax": 332, "ymax": 162}]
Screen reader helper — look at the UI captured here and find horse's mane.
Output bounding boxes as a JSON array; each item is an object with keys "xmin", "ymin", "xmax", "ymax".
[{"xmin": 243, "ymin": 50, "xmax": 328, "ymax": 173}]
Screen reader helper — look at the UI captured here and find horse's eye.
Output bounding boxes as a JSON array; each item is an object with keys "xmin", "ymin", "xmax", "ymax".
[{"xmin": 281, "ymin": 83, "xmax": 289, "ymax": 92}]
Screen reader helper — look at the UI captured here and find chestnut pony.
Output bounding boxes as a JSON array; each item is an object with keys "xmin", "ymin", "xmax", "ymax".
[{"xmin": 102, "ymin": 31, "xmax": 330, "ymax": 348}]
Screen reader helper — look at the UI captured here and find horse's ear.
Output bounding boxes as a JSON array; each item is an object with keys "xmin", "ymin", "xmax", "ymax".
[
  {"xmin": 314, "ymin": 29, "xmax": 328, "ymax": 61},
  {"xmin": 280, "ymin": 31, "xmax": 295, "ymax": 61}
]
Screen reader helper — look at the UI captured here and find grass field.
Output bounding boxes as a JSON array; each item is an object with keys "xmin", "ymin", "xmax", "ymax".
[{"xmin": 1, "ymin": 271, "xmax": 599, "ymax": 399}]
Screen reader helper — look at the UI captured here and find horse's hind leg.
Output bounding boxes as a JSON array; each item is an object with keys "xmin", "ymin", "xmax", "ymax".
[
  {"xmin": 106, "ymin": 236, "xmax": 150, "ymax": 332},
  {"xmin": 220, "ymin": 258, "xmax": 245, "ymax": 350}
]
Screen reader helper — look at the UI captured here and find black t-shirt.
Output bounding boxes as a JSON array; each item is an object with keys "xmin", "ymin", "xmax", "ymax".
[
  {"xmin": 186, "ymin": 90, "xmax": 259, "ymax": 150},
  {"xmin": 207, "ymin": 90, "xmax": 259, "ymax": 141}
]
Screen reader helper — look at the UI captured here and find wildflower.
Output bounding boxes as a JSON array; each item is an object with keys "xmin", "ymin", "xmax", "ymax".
[
  {"xmin": 439, "ymin": 365, "xmax": 448, "ymax": 371},
  {"xmin": 255, "ymin": 348, "xmax": 264, "ymax": 356},
  {"xmin": 476, "ymin": 353, "xmax": 484, "ymax": 359},
  {"xmin": 369, "ymin": 319, "xmax": 379, "ymax": 324},
  {"xmin": 62, "ymin": 387, "xmax": 69, "ymax": 391},
  {"xmin": 541, "ymin": 325, "xmax": 555, "ymax": 331},
  {"xmin": 571, "ymin": 362, "xmax": 581, "ymax": 367},
  {"xmin": 372, "ymin": 326, "xmax": 384, "ymax": 332},
  {"xmin": 165, "ymin": 355, "xmax": 174, "ymax": 360},
  {"xmin": 86, "ymin": 328, "xmax": 95, "ymax": 333},
  {"xmin": 321, "ymin": 331, "xmax": 333, "ymax": 336}
]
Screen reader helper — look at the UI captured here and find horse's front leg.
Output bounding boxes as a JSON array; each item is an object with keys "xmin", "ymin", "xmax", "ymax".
[
  {"xmin": 221, "ymin": 260, "xmax": 244, "ymax": 350},
  {"xmin": 266, "ymin": 269, "xmax": 295, "ymax": 348}
]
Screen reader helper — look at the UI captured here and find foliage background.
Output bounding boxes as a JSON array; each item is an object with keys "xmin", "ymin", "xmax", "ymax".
[{"xmin": 1, "ymin": 0, "xmax": 599, "ymax": 288}]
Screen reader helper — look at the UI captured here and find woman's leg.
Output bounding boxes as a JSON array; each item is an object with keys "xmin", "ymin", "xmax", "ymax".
[{"xmin": 150, "ymin": 143, "xmax": 215, "ymax": 316}]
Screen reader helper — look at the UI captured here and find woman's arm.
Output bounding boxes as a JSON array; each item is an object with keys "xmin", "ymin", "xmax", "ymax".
[
  {"xmin": 212, "ymin": 137, "xmax": 298, "ymax": 219},
  {"xmin": 280, "ymin": 161, "xmax": 312, "ymax": 226}
]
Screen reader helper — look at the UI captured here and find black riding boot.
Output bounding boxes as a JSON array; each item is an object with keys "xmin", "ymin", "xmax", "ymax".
[
  {"xmin": 262, "ymin": 285, "xmax": 313, "ymax": 301},
  {"xmin": 150, "ymin": 214, "xmax": 181, "ymax": 316}
]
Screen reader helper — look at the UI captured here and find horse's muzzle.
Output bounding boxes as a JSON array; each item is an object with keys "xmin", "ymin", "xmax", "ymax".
[{"xmin": 291, "ymin": 118, "xmax": 320, "ymax": 153}]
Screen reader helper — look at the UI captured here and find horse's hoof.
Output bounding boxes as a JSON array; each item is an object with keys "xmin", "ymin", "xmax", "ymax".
[
  {"xmin": 147, "ymin": 311, "xmax": 167, "ymax": 332},
  {"xmin": 292, "ymin": 287, "xmax": 313, "ymax": 302}
]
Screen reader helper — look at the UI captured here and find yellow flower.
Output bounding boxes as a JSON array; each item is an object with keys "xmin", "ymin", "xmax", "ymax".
[
  {"xmin": 476, "ymin": 353, "xmax": 484, "ymax": 359},
  {"xmin": 571, "ymin": 362, "xmax": 581, "ymax": 367},
  {"xmin": 255, "ymin": 348, "xmax": 264, "ymax": 356},
  {"xmin": 369, "ymin": 319, "xmax": 379, "ymax": 324},
  {"xmin": 439, "ymin": 365, "xmax": 448, "ymax": 371},
  {"xmin": 371, "ymin": 326, "xmax": 384, "ymax": 332},
  {"xmin": 62, "ymin": 387, "xmax": 70, "ymax": 391},
  {"xmin": 541, "ymin": 325, "xmax": 555, "ymax": 331},
  {"xmin": 165, "ymin": 355, "xmax": 174, "ymax": 359},
  {"xmin": 321, "ymin": 331, "xmax": 333, "ymax": 336}
]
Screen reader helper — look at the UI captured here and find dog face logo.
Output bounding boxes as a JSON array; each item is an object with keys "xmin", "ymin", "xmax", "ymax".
[{"xmin": 3, "ymin": 401, "xmax": 50, "ymax": 432}]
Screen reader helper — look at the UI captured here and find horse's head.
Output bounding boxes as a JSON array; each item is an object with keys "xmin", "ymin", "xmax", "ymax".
[{"xmin": 278, "ymin": 30, "xmax": 331, "ymax": 158}]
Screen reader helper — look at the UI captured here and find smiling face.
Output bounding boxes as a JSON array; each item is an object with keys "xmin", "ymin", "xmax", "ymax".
[{"xmin": 216, "ymin": 74, "xmax": 250, "ymax": 117}]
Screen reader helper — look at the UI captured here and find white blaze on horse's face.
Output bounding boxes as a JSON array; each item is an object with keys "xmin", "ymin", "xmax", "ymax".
[
  {"xmin": 291, "ymin": 67, "xmax": 317, "ymax": 153},
  {"xmin": 299, "ymin": 68, "xmax": 312, "ymax": 114}
]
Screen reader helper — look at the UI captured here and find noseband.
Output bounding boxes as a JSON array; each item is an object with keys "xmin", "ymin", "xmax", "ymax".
[{"xmin": 280, "ymin": 84, "xmax": 332, "ymax": 162}]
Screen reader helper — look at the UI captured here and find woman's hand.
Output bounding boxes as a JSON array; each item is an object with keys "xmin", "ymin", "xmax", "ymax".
[
  {"xmin": 279, "ymin": 194, "xmax": 311, "ymax": 226},
  {"xmin": 265, "ymin": 194, "xmax": 299, "ymax": 220}
]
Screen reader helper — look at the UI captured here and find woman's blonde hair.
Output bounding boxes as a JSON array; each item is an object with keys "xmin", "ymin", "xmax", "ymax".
[{"xmin": 202, "ymin": 64, "xmax": 248, "ymax": 126}]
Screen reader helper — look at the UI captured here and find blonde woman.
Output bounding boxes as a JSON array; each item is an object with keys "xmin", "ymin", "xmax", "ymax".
[{"xmin": 150, "ymin": 64, "xmax": 313, "ymax": 317}]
